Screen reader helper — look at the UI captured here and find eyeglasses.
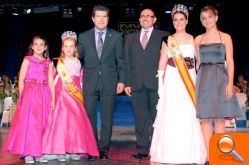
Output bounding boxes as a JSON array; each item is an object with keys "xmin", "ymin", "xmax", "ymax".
[{"xmin": 140, "ymin": 15, "xmax": 155, "ymax": 19}]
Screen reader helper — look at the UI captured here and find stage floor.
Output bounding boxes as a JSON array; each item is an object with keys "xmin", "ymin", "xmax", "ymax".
[{"xmin": 0, "ymin": 126, "xmax": 248, "ymax": 165}]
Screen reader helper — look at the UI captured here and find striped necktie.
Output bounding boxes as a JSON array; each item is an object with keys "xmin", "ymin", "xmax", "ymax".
[
  {"xmin": 97, "ymin": 32, "xmax": 104, "ymax": 59},
  {"xmin": 141, "ymin": 31, "xmax": 149, "ymax": 49}
]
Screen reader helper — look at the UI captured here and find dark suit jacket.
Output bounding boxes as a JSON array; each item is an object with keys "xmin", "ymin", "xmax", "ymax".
[
  {"xmin": 125, "ymin": 29, "xmax": 168, "ymax": 91},
  {"xmin": 78, "ymin": 28, "xmax": 126, "ymax": 95}
]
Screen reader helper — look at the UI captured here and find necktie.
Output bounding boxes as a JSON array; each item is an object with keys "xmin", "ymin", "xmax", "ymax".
[
  {"xmin": 97, "ymin": 32, "xmax": 104, "ymax": 59},
  {"xmin": 141, "ymin": 31, "xmax": 149, "ymax": 49}
]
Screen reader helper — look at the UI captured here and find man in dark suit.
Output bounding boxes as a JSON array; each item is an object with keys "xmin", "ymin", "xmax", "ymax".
[
  {"xmin": 78, "ymin": 5, "xmax": 126, "ymax": 160},
  {"xmin": 124, "ymin": 8, "xmax": 168, "ymax": 159}
]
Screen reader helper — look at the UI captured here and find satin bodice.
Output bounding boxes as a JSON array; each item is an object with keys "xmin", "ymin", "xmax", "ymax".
[
  {"xmin": 167, "ymin": 44, "xmax": 195, "ymax": 58},
  {"xmin": 24, "ymin": 56, "xmax": 51, "ymax": 81},
  {"xmin": 199, "ymin": 43, "xmax": 225, "ymax": 64},
  {"xmin": 63, "ymin": 58, "xmax": 81, "ymax": 76}
]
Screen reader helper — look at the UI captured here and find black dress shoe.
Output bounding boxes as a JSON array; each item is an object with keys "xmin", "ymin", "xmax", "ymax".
[
  {"xmin": 99, "ymin": 151, "xmax": 109, "ymax": 160},
  {"xmin": 87, "ymin": 155, "xmax": 97, "ymax": 161},
  {"xmin": 131, "ymin": 153, "xmax": 149, "ymax": 159}
]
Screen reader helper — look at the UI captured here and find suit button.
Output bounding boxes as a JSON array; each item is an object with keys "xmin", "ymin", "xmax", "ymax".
[{"xmin": 98, "ymin": 71, "xmax": 102, "ymax": 75}]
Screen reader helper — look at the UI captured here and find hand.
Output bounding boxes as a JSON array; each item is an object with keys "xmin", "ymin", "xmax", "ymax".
[
  {"xmin": 50, "ymin": 99, "xmax": 55, "ymax": 110},
  {"xmin": 226, "ymin": 83, "xmax": 234, "ymax": 100},
  {"xmin": 116, "ymin": 83, "xmax": 125, "ymax": 94},
  {"xmin": 18, "ymin": 90, "xmax": 23, "ymax": 96},
  {"xmin": 124, "ymin": 87, "xmax": 132, "ymax": 96},
  {"xmin": 157, "ymin": 70, "xmax": 164, "ymax": 97}
]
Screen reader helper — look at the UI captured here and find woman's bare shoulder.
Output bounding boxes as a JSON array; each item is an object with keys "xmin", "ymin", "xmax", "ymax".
[
  {"xmin": 194, "ymin": 34, "xmax": 203, "ymax": 44},
  {"xmin": 220, "ymin": 31, "xmax": 232, "ymax": 44}
]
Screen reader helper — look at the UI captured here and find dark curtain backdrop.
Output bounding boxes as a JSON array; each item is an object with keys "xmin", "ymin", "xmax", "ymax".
[{"xmin": 0, "ymin": 1, "xmax": 248, "ymax": 82}]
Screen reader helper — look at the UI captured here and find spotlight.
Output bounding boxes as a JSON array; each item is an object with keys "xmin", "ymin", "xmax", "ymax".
[
  {"xmin": 164, "ymin": 4, "xmax": 172, "ymax": 15},
  {"xmin": 68, "ymin": 8, "xmax": 72, "ymax": 15},
  {"xmin": 62, "ymin": 8, "xmax": 73, "ymax": 18},
  {"xmin": 63, "ymin": 8, "xmax": 67, "ymax": 14},
  {"xmin": 165, "ymin": 10, "xmax": 171, "ymax": 14},
  {"xmin": 23, "ymin": 8, "xmax": 31, "ymax": 14},
  {"xmin": 125, "ymin": 7, "xmax": 136, "ymax": 17},
  {"xmin": 11, "ymin": 8, "xmax": 19, "ymax": 16},
  {"xmin": 77, "ymin": 6, "xmax": 82, "ymax": 12}
]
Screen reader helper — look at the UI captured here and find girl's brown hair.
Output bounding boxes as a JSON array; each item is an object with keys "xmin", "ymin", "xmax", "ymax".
[{"xmin": 26, "ymin": 35, "xmax": 49, "ymax": 58}]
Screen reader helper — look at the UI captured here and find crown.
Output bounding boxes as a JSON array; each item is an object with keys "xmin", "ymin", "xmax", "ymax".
[
  {"xmin": 171, "ymin": 4, "xmax": 189, "ymax": 18},
  {"xmin": 61, "ymin": 31, "xmax": 77, "ymax": 41}
]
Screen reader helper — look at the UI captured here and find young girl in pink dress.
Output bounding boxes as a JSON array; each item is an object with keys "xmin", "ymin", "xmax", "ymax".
[
  {"xmin": 2, "ymin": 35, "xmax": 55, "ymax": 164},
  {"xmin": 42, "ymin": 31, "xmax": 99, "ymax": 162}
]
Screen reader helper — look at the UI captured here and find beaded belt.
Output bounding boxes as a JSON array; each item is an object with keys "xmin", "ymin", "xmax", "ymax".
[
  {"xmin": 201, "ymin": 62, "xmax": 224, "ymax": 65},
  {"xmin": 167, "ymin": 57, "xmax": 194, "ymax": 69},
  {"xmin": 25, "ymin": 79, "xmax": 48, "ymax": 84}
]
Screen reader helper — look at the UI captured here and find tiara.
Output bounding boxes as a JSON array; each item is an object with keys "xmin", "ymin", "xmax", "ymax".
[
  {"xmin": 61, "ymin": 31, "xmax": 77, "ymax": 41},
  {"xmin": 171, "ymin": 4, "xmax": 189, "ymax": 18}
]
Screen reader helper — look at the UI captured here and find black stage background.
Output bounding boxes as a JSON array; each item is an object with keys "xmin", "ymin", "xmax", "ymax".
[{"xmin": 0, "ymin": 0, "xmax": 248, "ymax": 81}]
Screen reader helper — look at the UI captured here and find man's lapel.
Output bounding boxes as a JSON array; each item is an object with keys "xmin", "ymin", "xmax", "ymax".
[
  {"xmin": 90, "ymin": 28, "xmax": 99, "ymax": 60},
  {"xmin": 100, "ymin": 29, "xmax": 112, "ymax": 61},
  {"xmin": 145, "ymin": 29, "xmax": 156, "ymax": 50},
  {"xmin": 136, "ymin": 30, "xmax": 144, "ymax": 50}
]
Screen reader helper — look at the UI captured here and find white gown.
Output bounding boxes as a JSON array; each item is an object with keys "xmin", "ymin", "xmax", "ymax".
[{"xmin": 150, "ymin": 43, "xmax": 207, "ymax": 164}]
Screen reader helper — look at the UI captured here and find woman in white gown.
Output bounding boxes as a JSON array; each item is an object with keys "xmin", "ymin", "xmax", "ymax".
[{"xmin": 150, "ymin": 4, "xmax": 207, "ymax": 164}]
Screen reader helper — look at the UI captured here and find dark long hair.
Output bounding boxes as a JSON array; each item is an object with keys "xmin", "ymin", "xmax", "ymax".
[{"xmin": 26, "ymin": 35, "xmax": 49, "ymax": 58}]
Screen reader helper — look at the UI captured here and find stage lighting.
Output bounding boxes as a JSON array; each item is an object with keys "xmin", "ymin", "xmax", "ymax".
[
  {"xmin": 125, "ymin": 7, "xmax": 136, "ymax": 17},
  {"xmin": 23, "ymin": 8, "xmax": 31, "ymax": 14},
  {"xmin": 68, "ymin": 8, "xmax": 72, "ymax": 15},
  {"xmin": 77, "ymin": 6, "xmax": 82, "ymax": 12},
  {"xmin": 62, "ymin": 8, "xmax": 73, "ymax": 18},
  {"xmin": 32, "ymin": 6, "xmax": 59, "ymax": 14},
  {"xmin": 11, "ymin": 8, "xmax": 19, "ymax": 16}
]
